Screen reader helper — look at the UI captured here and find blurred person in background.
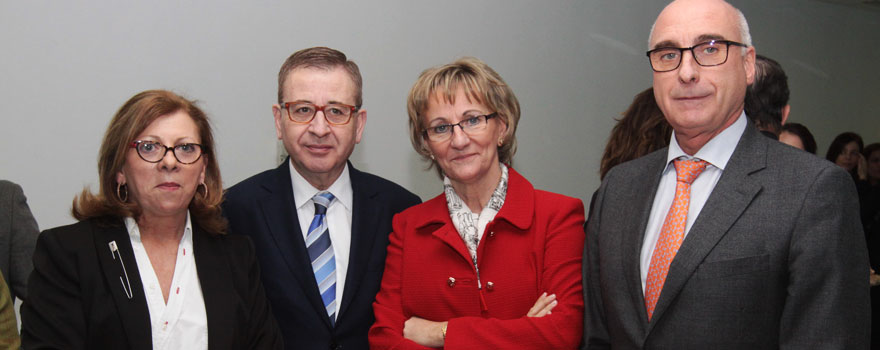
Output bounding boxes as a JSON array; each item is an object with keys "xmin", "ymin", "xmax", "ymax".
[
  {"xmin": 0, "ymin": 180, "xmax": 38, "ymax": 303},
  {"xmin": 744, "ymin": 54, "xmax": 789, "ymax": 139},
  {"xmin": 826, "ymin": 131, "xmax": 865, "ymax": 181},
  {"xmin": 779, "ymin": 122, "xmax": 817, "ymax": 154},
  {"xmin": 599, "ymin": 87, "xmax": 672, "ymax": 181},
  {"xmin": 0, "ymin": 271, "xmax": 18, "ymax": 349}
]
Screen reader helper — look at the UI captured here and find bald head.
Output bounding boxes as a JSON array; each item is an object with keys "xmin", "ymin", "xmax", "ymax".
[{"xmin": 649, "ymin": 0, "xmax": 752, "ymax": 50}]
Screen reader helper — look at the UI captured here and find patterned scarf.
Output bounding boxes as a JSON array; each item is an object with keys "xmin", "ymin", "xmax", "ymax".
[{"xmin": 444, "ymin": 163, "xmax": 509, "ymax": 269}]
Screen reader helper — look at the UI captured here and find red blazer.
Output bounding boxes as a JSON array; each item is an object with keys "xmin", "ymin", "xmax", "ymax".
[{"xmin": 370, "ymin": 168, "xmax": 585, "ymax": 349}]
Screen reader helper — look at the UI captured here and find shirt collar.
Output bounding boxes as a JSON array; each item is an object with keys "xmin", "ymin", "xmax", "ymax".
[
  {"xmin": 289, "ymin": 160, "xmax": 353, "ymax": 212},
  {"xmin": 124, "ymin": 210, "xmax": 193, "ymax": 242},
  {"xmin": 666, "ymin": 111, "xmax": 747, "ymax": 170}
]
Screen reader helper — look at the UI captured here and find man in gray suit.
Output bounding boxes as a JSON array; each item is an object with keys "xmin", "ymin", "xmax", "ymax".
[
  {"xmin": 582, "ymin": 0, "xmax": 870, "ymax": 348},
  {"xmin": 0, "ymin": 180, "xmax": 38, "ymax": 302}
]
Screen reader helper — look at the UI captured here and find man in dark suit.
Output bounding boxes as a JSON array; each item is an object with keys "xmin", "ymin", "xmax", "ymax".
[
  {"xmin": 582, "ymin": 0, "xmax": 870, "ymax": 348},
  {"xmin": 223, "ymin": 47, "xmax": 420, "ymax": 350}
]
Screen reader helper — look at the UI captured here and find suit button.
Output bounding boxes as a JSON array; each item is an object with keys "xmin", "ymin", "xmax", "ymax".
[
  {"xmin": 447, "ymin": 277, "xmax": 456, "ymax": 287},
  {"xmin": 489, "ymin": 231, "xmax": 495, "ymax": 237},
  {"xmin": 486, "ymin": 281, "xmax": 494, "ymax": 290}
]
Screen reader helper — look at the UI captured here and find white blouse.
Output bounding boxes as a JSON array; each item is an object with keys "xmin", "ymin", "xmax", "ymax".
[{"xmin": 125, "ymin": 212, "xmax": 208, "ymax": 350}]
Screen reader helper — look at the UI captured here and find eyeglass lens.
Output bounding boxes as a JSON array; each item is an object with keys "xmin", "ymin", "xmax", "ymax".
[
  {"xmin": 649, "ymin": 41, "xmax": 732, "ymax": 72},
  {"xmin": 286, "ymin": 102, "xmax": 354, "ymax": 125},
  {"xmin": 425, "ymin": 114, "xmax": 493, "ymax": 141},
  {"xmin": 136, "ymin": 141, "xmax": 202, "ymax": 164}
]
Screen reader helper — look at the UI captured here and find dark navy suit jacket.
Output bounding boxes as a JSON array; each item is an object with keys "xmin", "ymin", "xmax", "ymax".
[{"xmin": 223, "ymin": 160, "xmax": 420, "ymax": 350}]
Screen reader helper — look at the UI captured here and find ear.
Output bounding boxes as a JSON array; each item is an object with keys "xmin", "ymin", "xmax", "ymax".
[
  {"xmin": 497, "ymin": 115, "xmax": 509, "ymax": 141},
  {"xmin": 781, "ymin": 104, "xmax": 791, "ymax": 125},
  {"xmin": 198, "ymin": 157, "xmax": 208, "ymax": 185},
  {"xmin": 743, "ymin": 46, "xmax": 757, "ymax": 85},
  {"xmin": 273, "ymin": 104, "xmax": 284, "ymax": 140},
  {"xmin": 354, "ymin": 109, "xmax": 367, "ymax": 144},
  {"xmin": 116, "ymin": 169, "xmax": 126, "ymax": 186},
  {"xmin": 420, "ymin": 134, "xmax": 434, "ymax": 159}
]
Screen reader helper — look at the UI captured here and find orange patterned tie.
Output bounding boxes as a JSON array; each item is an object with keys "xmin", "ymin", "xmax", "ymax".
[{"xmin": 644, "ymin": 158, "xmax": 708, "ymax": 320}]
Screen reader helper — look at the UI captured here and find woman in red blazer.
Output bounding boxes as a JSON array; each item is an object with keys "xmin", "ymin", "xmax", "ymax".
[{"xmin": 369, "ymin": 57, "xmax": 585, "ymax": 349}]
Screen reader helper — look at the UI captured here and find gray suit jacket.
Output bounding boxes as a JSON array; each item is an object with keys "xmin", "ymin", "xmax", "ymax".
[
  {"xmin": 0, "ymin": 180, "xmax": 38, "ymax": 301},
  {"xmin": 583, "ymin": 123, "xmax": 870, "ymax": 349}
]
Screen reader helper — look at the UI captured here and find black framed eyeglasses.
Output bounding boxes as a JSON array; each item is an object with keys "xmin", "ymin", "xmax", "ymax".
[
  {"xmin": 422, "ymin": 112, "xmax": 498, "ymax": 142},
  {"xmin": 282, "ymin": 101, "xmax": 359, "ymax": 125},
  {"xmin": 129, "ymin": 141, "xmax": 204, "ymax": 164},
  {"xmin": 646, "ymin": 40, "xmax": 747, "ymax": 72}
]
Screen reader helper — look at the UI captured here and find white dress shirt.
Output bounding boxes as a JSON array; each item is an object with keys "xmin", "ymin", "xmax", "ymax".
[
  {"xmin": 290, "ymin": 161, "xmax": 353, "ymax": 318},
  {"xmin": 125, "ymin": 212, "xmax": 208, "ymax": 350},
  {"xmin": 640, "ymin": 113, "xmax": 747, "ymax": 292}
]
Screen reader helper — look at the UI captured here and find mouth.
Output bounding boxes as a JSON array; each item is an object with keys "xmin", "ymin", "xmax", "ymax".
[
  {"xmin": 673, "ymin": 93, "xmax": 711, "ymax": 101},
  {"xmin": 305, "ymin": 144, "xmax": 333, "ymax": 154},
  {"xmin": 451, "ymin": 153, "xmax": 477, "ymax": 162},
  {"xmin": 157, "ymin": 182, "xmax": 181, "ymax": 190}
]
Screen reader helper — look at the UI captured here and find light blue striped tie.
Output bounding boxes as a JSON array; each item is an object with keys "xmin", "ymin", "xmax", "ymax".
[{"xmin": 306, "ymin": 191, "xmax": 336, "ymax": 325}]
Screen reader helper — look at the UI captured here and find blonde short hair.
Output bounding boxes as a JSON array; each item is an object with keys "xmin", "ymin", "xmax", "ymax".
[{"xmin": 406, "ymin": 57, "xmax": 520, "ymax": 175}]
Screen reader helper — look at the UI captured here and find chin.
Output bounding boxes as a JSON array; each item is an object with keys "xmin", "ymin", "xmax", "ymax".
[
  {"xmin": 295, "ymin": 156, "xmax": 337, "ymax": 171},
  {"xmin": 446, "ymin": 169, "xmax": 485, "ymax": 185}
]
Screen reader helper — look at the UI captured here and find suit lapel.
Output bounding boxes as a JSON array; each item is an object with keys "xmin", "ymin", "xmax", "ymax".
[
  {"xmin": 622, "ymin": 151, "xmax": 668, "ymax": 328},
  {"xmin": 338, "ymin": 165, "xmax": 379, "ymax": 320},
  {"xmin": 193, "ymin": 228, "xmax": 235, "ymax": 350},
  {"xmin": 92, "ymin": 222, "xmax": 152, "ymax": 350},
  {"xmin": 647, "ymin": 125, "xmax": 766, "ymax": 330},
  {"xmin": 259, "ymin": 160, "xmax": 333, "ymax": 328}
]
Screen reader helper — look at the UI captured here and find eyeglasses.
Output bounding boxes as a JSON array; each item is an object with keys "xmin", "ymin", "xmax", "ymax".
[
  {"xmin": 422, "ymin": 112, "xmax": 498, "ymax": 142},
  {"xmin": 646, "ymin": 40, "xmax": 747, "ymax": 72},
  {"xmin": 129, "ymin": 141, "xmax": 204, "ymax": 164},
  {"xmin": 282, "ymin": 101, "xmax": 358, "ymax": 125}
]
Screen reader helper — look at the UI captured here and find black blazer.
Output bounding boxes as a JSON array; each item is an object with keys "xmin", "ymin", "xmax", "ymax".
[
  {"xmin": 223, "ymin": 160, "xmax": 420, "ymax": 350},
  {"xmin": 21, "ymin": 218, "xmax": 282, "ymax": 350}
]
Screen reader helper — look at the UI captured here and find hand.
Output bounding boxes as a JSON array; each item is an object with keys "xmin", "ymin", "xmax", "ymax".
[
  {"xmin": 857, "ymin": 154, "xmax": 868, "ymax": 181},
  {"xmin": 526, "ymin": 292, "xmax": 558, "ymax": 317},
  {"xmin": 870, "ymin": 268, "xmax": 880, "ymax": 287},
  {"xmin": 403, "ymin": 316, "xmax": 446, "ymax": 348}
]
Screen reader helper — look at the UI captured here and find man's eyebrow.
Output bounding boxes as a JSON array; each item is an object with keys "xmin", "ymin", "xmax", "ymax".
[
  {"xmin": 652, "ymin": 34, "xmax": 730, "ymax": 50},
  {"xmin": 652, "ymin": 40, "xmax": 679, "ymax": 49},
  {"xmin": 696, "ymin": 34, "xmax": 726, "ymax": 44}
]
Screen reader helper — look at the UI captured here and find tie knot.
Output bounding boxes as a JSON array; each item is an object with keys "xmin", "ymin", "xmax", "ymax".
[
  {"xmin": 312, "ymin": 191, "xmax": 335, "ymax": 215},
  {"xmin": 673, "ymin": 158, "xmax": 708, "ymax": 184}
]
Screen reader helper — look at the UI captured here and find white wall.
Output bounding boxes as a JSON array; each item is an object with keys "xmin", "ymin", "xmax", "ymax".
[{"xmin": 1, "ymin": 0, "xmax": 878, "ymax": 230}]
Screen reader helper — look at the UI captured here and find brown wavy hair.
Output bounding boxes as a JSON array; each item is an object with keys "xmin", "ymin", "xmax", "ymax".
[
  {"xmin": 599, "ymin": 87, "xmax": 672, "ymax": 180},
  {"xmin": 72, "ymin": 90, "xmax": 227, "ymax": 234},
  {"xmin": 406, "ymin": 57, "xmax": 520, "ymax": 177}
]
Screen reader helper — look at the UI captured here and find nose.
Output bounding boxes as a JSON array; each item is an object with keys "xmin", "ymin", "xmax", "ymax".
[
  {"xmin": 159, "ymin": 147, "xmax": 179, "ymax": 170},
  {"xmin": 677, "ymin": 49, "xmax": 700, "ymax": 83},
  {"xmin": 308, "ymin": 111, "xmax": 332, "ymax": 137},
  {"xmin": 449, "ymin": 125, "xmax": 470, "ymax": 149}
]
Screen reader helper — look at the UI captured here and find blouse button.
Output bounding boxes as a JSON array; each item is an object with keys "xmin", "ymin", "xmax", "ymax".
[
  {"xmin": 486, "ymin": 281, "xmax": 494, "ymax": 290},
  {"xmin": 489, "ymin": 231, "xmax": 495, "ymax": 237},
  {"xmin": 447, "ymin": 277, "xmax": 456, "ymax": 287}
]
